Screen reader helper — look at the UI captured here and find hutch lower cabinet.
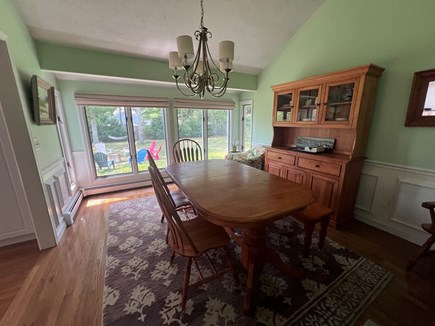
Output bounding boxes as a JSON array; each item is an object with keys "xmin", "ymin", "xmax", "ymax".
[
  {"xmin": 265, "ymin": 147, "xmax": 364, "ymax": 228},
  {"xmin": 265, "ymin": 64, "xmax": 385, "ymax": 228}
]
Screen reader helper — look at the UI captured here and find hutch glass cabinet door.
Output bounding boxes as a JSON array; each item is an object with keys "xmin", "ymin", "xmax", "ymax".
[
  {"xmin": 323, "ymin": 80, "xmax": 357, "ymax": 123},
  {"xmin": 274, "ymin": 91, "xmax": 294, "ymax": 123},
  {"xmin": 296, "ymin": 86, "xmax": 321, "ymax": 123}
]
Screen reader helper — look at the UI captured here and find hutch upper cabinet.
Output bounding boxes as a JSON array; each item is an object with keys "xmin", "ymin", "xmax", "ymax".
[{"xmin": 267, "ymin": 64, "xmax": 384, "ymax": 228}]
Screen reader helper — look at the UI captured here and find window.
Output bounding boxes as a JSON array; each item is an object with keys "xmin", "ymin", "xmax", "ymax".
[
  {"xmin": 83, "ymin": 106, "xmax": 167, "ymax": 178},
  {"xmin": 174, "ymin": 99, "xmax": 234, "ymax": 159},
  {"xmin": 240, "ymin": 100, "xmax": 253, "ymax": 151},
  {"xmin": 76, "ymin": 94, "xmax": 169, "ymax": 180}
]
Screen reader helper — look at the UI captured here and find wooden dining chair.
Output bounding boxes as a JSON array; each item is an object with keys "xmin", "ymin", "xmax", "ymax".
[
  {"xmin": 407, "ymin": 201, "xmax": 435, "ymax": 270},
  {"xmin": 172, "ymin": 139, "xmax": 202, "ymax": 163},
  {"xmin": 149, "ymin": 165, "xmax": 238, "ymax": 309},
  {"xmin": 147, "ymin": 150, "xmax": 193, "ymax": 223}
]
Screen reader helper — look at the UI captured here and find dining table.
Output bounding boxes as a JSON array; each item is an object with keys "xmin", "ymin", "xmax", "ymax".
[{"xmin": 165, "ymin": 159, "xmax": 314, "ymax": 314}]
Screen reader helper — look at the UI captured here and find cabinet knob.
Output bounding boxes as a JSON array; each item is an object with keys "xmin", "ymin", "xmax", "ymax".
[
  {"xmin": 315, "ymin": 164, "xmax": 320, "ymax": 168},
  {"xmin": 278, "ymin": 156, "xmax": 282, "ymax": 159}
]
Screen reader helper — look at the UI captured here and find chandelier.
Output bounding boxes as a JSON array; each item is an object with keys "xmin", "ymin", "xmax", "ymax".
[{"xmin": 168, "ymin": 0, "xmax": 234, "ymax": 98}]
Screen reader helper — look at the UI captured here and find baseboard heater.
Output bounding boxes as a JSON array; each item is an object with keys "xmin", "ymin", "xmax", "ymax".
[
  {"xmin": 64, "ymin": 190, "xmax": 83, "ymax": 226},
  {"xmin": 82, "ymin": 179, "xmax": 152, "ymax": 197}
]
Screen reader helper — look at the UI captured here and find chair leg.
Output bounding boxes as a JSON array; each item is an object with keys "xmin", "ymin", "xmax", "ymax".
[
  {"xmin": 182, "ymin": 258, "xmax": 192, "ymax": 309},
  {"xmin": 224, "ymin": 247, "xmax": 239, "ymax": 286},
  {"xmin": 407, "ymin": 235, "xmax": 435, "ymax": 271},
  {"xmin": 170, "ymin": 251, "xmax": 176, "ymax": 265},
  {"xmin": 318, "ymin": 216, "xmax": 330, "ymax": 249},
  {"xmin": 193, "ymin": 258, "xmax": 204, "ymax": 280},
  {"xmin": 303, "ymin": 222, "xmax": 315, "ymax": 257},
  {"xmin": 160, "ymin": 213, "xmax": 165, "ymax": 223}
]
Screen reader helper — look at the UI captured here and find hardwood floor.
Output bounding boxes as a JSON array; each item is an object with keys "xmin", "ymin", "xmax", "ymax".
[{"xmin": 0, "ymin": 187, "xmax": 434, "ymax": 325}]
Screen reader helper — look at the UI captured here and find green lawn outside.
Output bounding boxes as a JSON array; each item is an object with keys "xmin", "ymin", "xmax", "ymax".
[{"xmin": 95, "ymin": 136, "xmax": 228, "ymax": 177}]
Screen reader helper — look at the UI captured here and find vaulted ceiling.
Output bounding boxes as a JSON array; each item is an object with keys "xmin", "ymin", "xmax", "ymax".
[{"xmin": 13, "ymin": 0, "xmax": 324, "ymax": 75}]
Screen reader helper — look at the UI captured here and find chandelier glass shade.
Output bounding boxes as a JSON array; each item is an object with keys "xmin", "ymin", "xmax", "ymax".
[{"xmin": 168, "ymin": 0, "xmax": 234, "ymax": 98}]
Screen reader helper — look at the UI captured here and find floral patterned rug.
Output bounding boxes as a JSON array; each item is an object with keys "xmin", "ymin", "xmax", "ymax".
[{"xmin": 103, "ymin": 196, "xmax": 392, "ymax": 325}]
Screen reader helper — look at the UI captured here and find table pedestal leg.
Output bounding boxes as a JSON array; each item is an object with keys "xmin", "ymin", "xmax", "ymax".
[{"xmin": 241, "ymin": 226, "xmax": 303, "ymax": 314}]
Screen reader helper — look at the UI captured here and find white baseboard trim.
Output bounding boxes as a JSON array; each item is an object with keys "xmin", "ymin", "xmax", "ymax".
[
  {"xmin": 82, "ymin": 180, "xmax": 153, "ymax": 197},
  {"xmin": 0, "ymin": 233, "xmax": 36, "ymax": 248},
  {"xmin": 355, "ymin": 214, "xmax": 427, "ymax": 245}
]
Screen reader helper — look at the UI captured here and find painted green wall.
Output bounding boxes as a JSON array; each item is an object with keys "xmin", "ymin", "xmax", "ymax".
[
  {"xmin": 36, "ymin": 41, "xmax": 257, "ymax": 92},
  {"xmin": 254, "ymin": 0, "xmax": 435, "ymax": 170},
  {"xmin": 57, "ymin": 79, "xmax": 241, "ymax": 152},
  {"xmin": 0, "ymin": 0, "xmax": 62, "ymax": 169}
]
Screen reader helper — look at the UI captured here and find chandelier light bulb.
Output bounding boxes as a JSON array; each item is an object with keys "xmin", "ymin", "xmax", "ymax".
[
  {"xmin": 169, "ymin": 51, "xmax": 182, "ymax": 70},
  {"xmin": 176, "ymin": 35, "xmax": 194, "ymax": 59},
  {"xmin": 219, "ymin": 41, "xmax": 234, "ymax": 62}
]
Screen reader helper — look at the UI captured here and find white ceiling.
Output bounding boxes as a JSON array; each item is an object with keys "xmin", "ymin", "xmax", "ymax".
[{"xmin": 13, "ymin": 0, "xmax": 324, "ymax": 75}]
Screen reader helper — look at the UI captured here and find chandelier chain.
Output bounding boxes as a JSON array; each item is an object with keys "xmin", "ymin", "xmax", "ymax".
[{"xmin": 200, "ymin": 0, "xmax": 204, "ymax": 27}]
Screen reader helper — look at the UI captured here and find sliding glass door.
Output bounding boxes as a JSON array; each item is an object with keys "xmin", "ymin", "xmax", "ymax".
[
  {"xmin": 177, "ymin": 108, "xmax": 230, "ymax": 159},
  {"xmin": 131, "ymin": 107, "xmax": 167, "ymax": 172},
  {"xmin": 207, "ymin": 109, "xmax": 229, "ymax": 159},
  {"xmin": 83, "ymin": 105, "xmax": 167, "ymax": 178},
  {"xmin": 177, "ymin": 108, "xmax": 204, "ymax": 151}
]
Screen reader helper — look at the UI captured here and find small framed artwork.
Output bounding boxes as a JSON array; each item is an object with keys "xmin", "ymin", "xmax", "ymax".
[{"xmin": 31, "ymin": 75, "xmax": 56, "ymax": 125}]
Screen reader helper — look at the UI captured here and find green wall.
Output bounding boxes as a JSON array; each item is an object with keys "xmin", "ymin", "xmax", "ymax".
[
  {"xmin": 36, "ymin": 41, "xmax": 257, "ymax": 92},
  {"xmin": 0, "ymin": 0, "xmax": 62, "ymax": 169},
  {"xmin": 254, "ymin": 0, "xmax": 435, "ymax": 170}
]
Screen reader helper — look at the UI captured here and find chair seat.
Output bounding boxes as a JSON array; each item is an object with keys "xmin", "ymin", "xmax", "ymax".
[
  {"xmin": 168, "ymin": 217, "xmax": 230, "ymax": 257},
  {"xmin": 422, "ymin": 223, "xmax": 435, "ymax": 234},
  {"xmin": 292, "ymin": 202, "xmax": 333, "ymax": 222},
  {"xmin": 171, "ymin": 189, "xmax": 191, "ymax": 209}
]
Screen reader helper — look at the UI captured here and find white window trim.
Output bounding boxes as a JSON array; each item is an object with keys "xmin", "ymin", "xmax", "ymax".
[
  {"xmin": 240, "ymin": 100, "xmax": 253, "ymax": 151},
  {"xmin": 54, "ymin": 90, "xmax": 77, "ymax": 193}
]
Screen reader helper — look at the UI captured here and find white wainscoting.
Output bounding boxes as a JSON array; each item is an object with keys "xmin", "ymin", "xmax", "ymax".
[
  {"xmin": 0, "ymin": 102, "xmax": 35, "ymax": 247},
  {"xmin": 41, "ymin": 159, "xmax": 72, "ymax": 242},
  {"xmin": 355, "ymin": 160, "xmax": 435, "ymax": 245}
]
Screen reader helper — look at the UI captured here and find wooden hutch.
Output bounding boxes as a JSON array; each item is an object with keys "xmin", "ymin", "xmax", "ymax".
[{"xmin": 265, "ymin": 64, "xmax": 385, "ymax": 228}]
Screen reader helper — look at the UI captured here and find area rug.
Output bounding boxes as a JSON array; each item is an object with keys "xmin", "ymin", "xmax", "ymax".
[{"xmin": 103, "ymin": 196, "xmax": 392, "ymax": 325}]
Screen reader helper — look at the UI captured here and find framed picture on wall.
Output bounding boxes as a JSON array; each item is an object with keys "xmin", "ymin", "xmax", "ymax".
[{"xmin": 31, "ymin": 75, "xmax": 56, "ymax": 125}]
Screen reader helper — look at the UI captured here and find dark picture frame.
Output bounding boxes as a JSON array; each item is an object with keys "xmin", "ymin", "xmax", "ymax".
[
  {"xmin": 31, "ymin": 75, "xmax": 56, "ymax": 125},
  {"xmin": 405, "ymin": 68, "xmax": 435, "ymax": 127}
]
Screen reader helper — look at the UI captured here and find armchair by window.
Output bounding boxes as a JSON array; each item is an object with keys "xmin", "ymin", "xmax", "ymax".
[
  {"xmin": 95, "ymin": 142, "xmax": 112, "ymax": 154},
  {"xmin": 94, "ymin": 152, "xmax": 115, "ymax": 170},
  {"xmin": 225, "ymin": 145, "xmax": 265, "ymax": 170}
]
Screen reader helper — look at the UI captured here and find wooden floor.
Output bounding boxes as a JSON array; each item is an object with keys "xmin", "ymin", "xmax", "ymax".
[{"xmin": 0, "ymin": 187, "xmax": 434, "ymax": 326}]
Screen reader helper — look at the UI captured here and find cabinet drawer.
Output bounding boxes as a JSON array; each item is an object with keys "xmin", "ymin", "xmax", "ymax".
[
  {"xmin": 266, "ymin": 151, "xmax": 295, "ymax": 165},
  {"xmin": 297, "ymin": 157, "xmax": 341, "ymax": 176}
]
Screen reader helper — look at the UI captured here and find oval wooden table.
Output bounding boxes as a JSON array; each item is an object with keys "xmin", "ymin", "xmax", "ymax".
[{"xmin": 165, "ymin": 159, "xmax": 314, "ymax": 314}]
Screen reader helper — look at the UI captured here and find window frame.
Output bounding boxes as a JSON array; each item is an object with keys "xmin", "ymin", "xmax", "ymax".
[{"xmin": 240, "ymin": 100, "xmax": 253, "ymax": 151}]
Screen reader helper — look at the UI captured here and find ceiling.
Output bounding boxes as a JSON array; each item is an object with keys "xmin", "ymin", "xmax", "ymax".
[{"xmin": 13, "ymin": 0, "xmax": 324, "ymax": 76}]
